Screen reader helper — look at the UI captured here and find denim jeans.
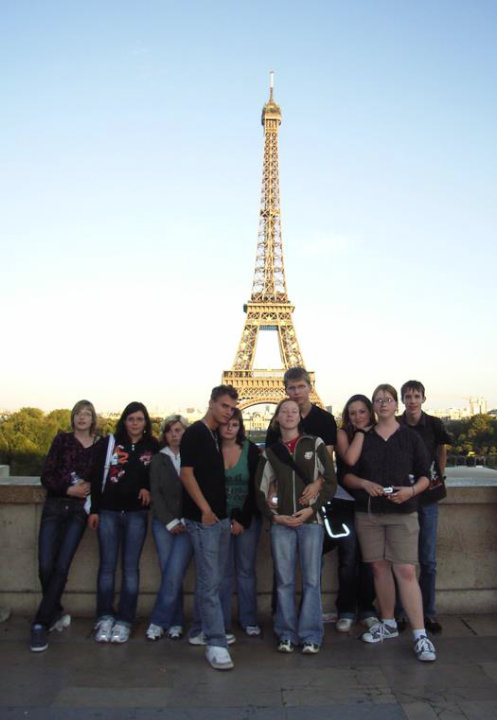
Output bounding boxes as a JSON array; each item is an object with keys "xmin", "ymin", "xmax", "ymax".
[
  {"xmin": 97, "ymin": 509, "xmax": 148, "ymax": 625},
  {"xmin": 150, "ymin": 519, "xmax": 193, "ymax": 628},
  {"xmin": 330, "ymin": 500, "xmax": 376, "ymax": 620},
  {"xmin": 34, "ymin": 497, "xmax": 87, "ymax": 628},
  {"xmin": 271, "ymin": 522, "xmax": 324, "ymax": 645},
  {"xmin": 185, "ymin": 518, "xmax": 231, "ymax": 648},
  {"xmin": 418, "ymin": 502, "xmax": 439, "ymax": 617},
  {"xmin": 220, "ymin": 517, "xmax": 262, "ymax": 630}
]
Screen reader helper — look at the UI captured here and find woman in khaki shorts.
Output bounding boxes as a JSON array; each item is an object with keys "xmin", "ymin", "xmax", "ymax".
[{"xmin": 343, "ymin": 384, "xmax": 437, "ymax": 663}]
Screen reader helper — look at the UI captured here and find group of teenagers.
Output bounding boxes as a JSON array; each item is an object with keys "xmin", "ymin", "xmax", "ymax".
[{"xmin": 30, "ymin": 367, "xmax": 451, "ymax": 672}]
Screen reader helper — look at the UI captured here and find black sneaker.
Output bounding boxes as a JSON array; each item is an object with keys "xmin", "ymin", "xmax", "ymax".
[
  {"xmin": 30, "ymin": 624, "xmax": 48, "ymax": 652},
  {"xmin": 424, "ymin": 617, "xmax": 442, "ymax": 634}
]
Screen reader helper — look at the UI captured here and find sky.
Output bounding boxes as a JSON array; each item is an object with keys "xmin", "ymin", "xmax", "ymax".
[{"xmin": 1, "ymin": 0, "xmax": 496, "ymax": 416}]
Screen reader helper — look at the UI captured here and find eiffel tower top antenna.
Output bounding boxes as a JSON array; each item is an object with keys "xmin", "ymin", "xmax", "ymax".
[
  {"xmin": 222, "ymin": 73, "xmax": 324, "ymax": 409},
  {"xmin": 251, "ymin": 71, "xmax": 288, "ymax": 303}
]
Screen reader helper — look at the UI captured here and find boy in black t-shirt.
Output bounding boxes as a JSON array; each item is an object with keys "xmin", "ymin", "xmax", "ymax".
[
  {"xmin": 181, "ymin": 385, "xmax": 238, "ymax": 671},
  {"xmin": 397, "ymin": 380, "xmax": 452, "ymax": 634}
]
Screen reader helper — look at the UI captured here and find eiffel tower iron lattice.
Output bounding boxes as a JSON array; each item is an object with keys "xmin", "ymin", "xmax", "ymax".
[{"xmin": 222, "ymin": 74, "xmax": 323, "ymax": 410}]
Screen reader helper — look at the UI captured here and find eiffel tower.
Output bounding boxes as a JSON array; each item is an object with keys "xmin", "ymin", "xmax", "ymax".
[{"xmin": 222, "ymin": 73, "xmax": 323, "ymax": 410}]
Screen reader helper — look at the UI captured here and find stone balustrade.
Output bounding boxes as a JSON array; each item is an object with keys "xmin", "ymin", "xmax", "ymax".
[{"xmin": 1, "ymin": 467, "xmax": 496, "ymax": 616}]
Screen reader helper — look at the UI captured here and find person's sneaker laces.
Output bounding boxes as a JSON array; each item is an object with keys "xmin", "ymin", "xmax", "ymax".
[
  {"xmin": 414, "ymin": 634, "xmax": 436, "ymax": 662},
  {"xmin": 30, "ymin": 624, "xmax": 48, "ymax": 652},
  {"xmin": 110, "ymin": 622, "xmax": 130, "ymax": 644},
  {"xmin": 167, "ymin": 625, "xmax": 183, "ymax": 640},
  {"xmin": 94, "ymin": 617, "xmax": 114, "ymax": 643},
  {"xmin": 245, "ymin": 625, "xmax": 262, "ymax": 637},
  {"xmin": 146, "ymin": 623, "xmax": 164, "ymax": 641},
  {"xmin": 49, "ymin": 614, "xmax": 71, "ymax": 633},
  {"xmin": 205, "ymin": 645, "xmax": 234, "ymax": 670},
  {"xmin": 301, "ymin": 642, "xmax": 320, "ymax": 654},
  {"xmin": 277, "ymin": 639, "xmax": 295, "ymax": 653},
  {"xmin": 361, "ymin": 621, "xmax": 399, "ymax": 644},
  {"xmin": 336, "ymin": 617, "xmax": 353, "ymax": 633}
]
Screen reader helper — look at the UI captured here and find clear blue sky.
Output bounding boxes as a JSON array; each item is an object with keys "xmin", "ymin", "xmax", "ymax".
[{"xmin": 1, "ymin": 0, "xmax": 496, "ymax": 415}]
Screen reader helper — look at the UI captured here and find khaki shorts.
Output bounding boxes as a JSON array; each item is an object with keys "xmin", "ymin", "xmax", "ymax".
[{"xmin": 355, "ymin": 511, "xmax": 419, "ymax": 565}]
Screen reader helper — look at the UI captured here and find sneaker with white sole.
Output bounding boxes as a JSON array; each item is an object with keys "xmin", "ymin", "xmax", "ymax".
[
  {"xmin": 245, "ymin": 625, "xmax": 262, "ymax": 637},
  {"xmin": 205, "ymin": 645, "xmax": 234, "ymax": 670},
  {"xmin": 188, "ymin": 631, "xmax": 206, "ymax": 646},
  {"xmin": 301, "ymin": 642, "xmax": 320, "ymax": 654},
  {"xmin": 336, "ymin": 617, "xmax": 353, "ymax": 633},
  {"xmin": 189, "ymin": 631, "xmax": 235, "ymax": 646},
  {"xmin": 110, "ymin": 622, "xmax": 130, "ymax": 644},
  {"xmin": 360, "ymin": 616, "xmax": 379, "ymax": 629},
  {"xmin": 146, "ymin": 623, "xmax": 164, "ymax": 641},
  {"xmin": 30, "ymin": 624, "xmax": 48, "ymax": 652},
  {"xmin": 414, "ymin": 634, "xmax": 436, "ymax": 662},
  {"xmin": 49, "ymin": 614, "xmax": 71, "ymax": 633},
  {"xmin": 322, "ymin": 611, "xmax": 337, "ymax": 624},
  {"xmin": 95, "ymin": 617, "xmax": 114, "ymax": 643},
  {"xmin": 167, "ymin": 625, "xmax": 183, "ymax": 640},
  {"xmin": 277, "ymin": 639, "xmax": 295, "ymax": 653},
  {"xmin": 361, "ymin": 621, "xmax": 399, "ymax": 644}
]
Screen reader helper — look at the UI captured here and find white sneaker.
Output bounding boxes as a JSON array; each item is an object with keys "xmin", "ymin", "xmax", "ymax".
[
  {"xmin": 146, "ymin": 623, "xmax": 164, "ymax": 641},
  {"xmin": 205, "ymin": 645, "xmax": 234, "ymax": 670},
  {"xmin": 361, "ymin": 616, "xmax": 379, "ymax": 629},
  {"xmin": 336, "ymin": 617, "xmax": 353, "ymax": 633},
  {"xmin": 188, "ymin": 631, "xmax": 207, "ymax": 646},
  {"xmin": 95, "ymin": 617, "xmax": 114, "ymax": 643},
  {"xmin": 49, "ymin": 614, "xmax": 71, "ymax": 633},
  {"xmin": 167, "ymin": 625, "xmax": 183, "ymax": 640},
  {"xmin": 361, "ymin": 621, "xmax": 399, "ymax": 644},
  {"xmin": 245, "ymin": 625, "xmax": 262, "ymax": 637},
  {"xmin": 189, "ymin": 631, "xmax": 235, "ymax": 646},
  {"xmin": 322, "ymin": 611, "xmax": 337, "ymax": 624},
  {"xmin": 414, "ymin": 634, "xmax": 436, "ymax": 662},
  {"xmin": 110, "ymin": 622, "xmax": 130, "ymax": 644}
]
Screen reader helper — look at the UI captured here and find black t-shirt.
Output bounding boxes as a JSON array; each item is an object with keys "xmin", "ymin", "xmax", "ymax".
[
  {"xmin": 265, "ymin": 403, "xmax": 337, "ymax": 448},
  {"xmin": 398, "ymin": 412, "xmax": 452, "ymax": 476},
  {"xmin": 180, "ymin": 421, "xmax": 227, "ymax": 521}
]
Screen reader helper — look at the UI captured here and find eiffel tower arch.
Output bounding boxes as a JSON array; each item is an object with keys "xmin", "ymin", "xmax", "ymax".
[{"xmin": 222, "ymin": 74, "xmax": 323, "ymax": 411}]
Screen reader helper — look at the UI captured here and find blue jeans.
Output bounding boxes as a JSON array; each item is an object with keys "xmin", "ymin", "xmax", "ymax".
[
  {"xmin": 220, "ymin": 517, "xmax": 262, "ymax": 630},
  {"xmin": 271, "ymin": 523, "xmax": 324, "ymax": 645},
  {"xmin": 150, "ymin": 519, "xmax": 193, "ymax": 628},
  {"xmin": 418, "ymin": 502, "xmax": 439, "ymax": 617},
  {"xmin": 186, "ymin": 518, "xmax": 231, "ymax": 648},
  {"xmin": 97, "ymin": 509, "xmax": 148, "ymax": 625},
  {"xmin": 34, "ymin": 497, "xmax": 87, "ymax": 628}
]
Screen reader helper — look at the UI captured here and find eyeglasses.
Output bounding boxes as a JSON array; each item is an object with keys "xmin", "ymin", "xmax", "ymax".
[{"xmin": 374, "ymin": 397, "xmax": 395, "ymax": 405}]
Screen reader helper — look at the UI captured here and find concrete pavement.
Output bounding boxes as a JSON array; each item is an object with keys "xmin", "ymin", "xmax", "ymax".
[{"xmin": 1, "ymin": 613, "xmax": 497, "ymax": 719}]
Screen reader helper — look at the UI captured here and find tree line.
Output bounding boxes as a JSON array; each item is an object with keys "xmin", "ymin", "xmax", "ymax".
[{"xmin": 0, "ymin": 407, "xmax": 496, "ymax": 476}]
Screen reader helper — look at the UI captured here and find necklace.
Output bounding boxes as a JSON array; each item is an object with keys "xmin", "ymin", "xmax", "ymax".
[{"xmin": 202, "ymin": 420, "xmax": 220, "ymax": 453}]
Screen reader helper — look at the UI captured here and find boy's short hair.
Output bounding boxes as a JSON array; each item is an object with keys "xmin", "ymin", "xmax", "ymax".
[
  {"xmin": 401, "ymin": 380, "xmax": 426, "ymax": 400},
  {"xmin": 283, "ymin": 367, "xmax": 311, "ymax": 389},
  {"xmin": 210, "ymin": 384, "xmax": 239, "ymax": 402}
]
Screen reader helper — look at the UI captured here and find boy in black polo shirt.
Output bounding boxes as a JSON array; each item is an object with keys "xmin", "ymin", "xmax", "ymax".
[
  {"xmin": 398, "ymin": 380, "xmax": 452, "ymax": 634},
  {"xmin": 181, "ymin": 384, "xmax": 238, "ymax": 670}
]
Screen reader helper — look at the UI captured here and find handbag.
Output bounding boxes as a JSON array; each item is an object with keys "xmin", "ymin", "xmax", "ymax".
[
  {"xmin": 420, "ymin": 462, "xmax": 447, "ymax": 504},
  {"xmin": 268, "ymin": 441, "xmax": 350, "ymax": 540}
]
